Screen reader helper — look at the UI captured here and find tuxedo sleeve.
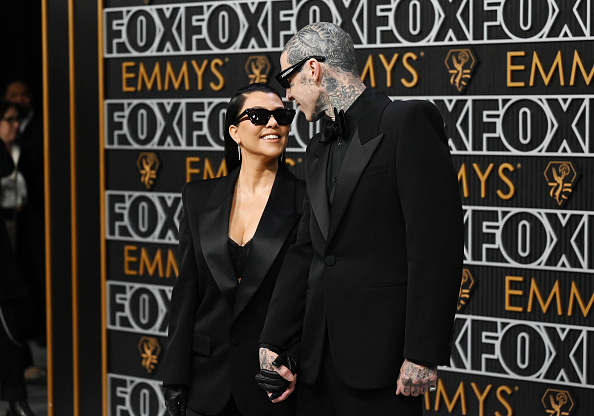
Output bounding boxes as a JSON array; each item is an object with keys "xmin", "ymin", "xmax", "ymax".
[
  {"xmin": 259, "ymin": 183, "xmax": 312, "ymax": 362},
  {"xmin": 395, "ymin": 101, "xmax": 464, "ymax": 365},
  {"xmin": 163, "ymin": 183, "xmax": 200, "ymax": 385}
]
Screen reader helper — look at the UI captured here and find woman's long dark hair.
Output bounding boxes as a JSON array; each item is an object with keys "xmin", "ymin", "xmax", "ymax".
[{"xmin": 224, "ymin": 83, "xmax": 286, "ymax": 173}]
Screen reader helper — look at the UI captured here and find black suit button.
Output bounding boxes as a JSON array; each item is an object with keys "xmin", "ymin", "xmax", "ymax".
[
  {"xmin": 232, "ymin": 337, "xmax": 241, "ymax": 346},
  {"xmin": 325, "ymin": 255, "xmax": 336, "ymax": 266}
]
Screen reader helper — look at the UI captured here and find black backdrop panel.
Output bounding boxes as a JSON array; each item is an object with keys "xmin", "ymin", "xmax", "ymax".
[
  {"xmin": 102, "ymin": 41, "xmax": 594, "ymax": 99},
  {"xmin": 100, "ymin": 1, "xmax": 594, "ymax": 415}
]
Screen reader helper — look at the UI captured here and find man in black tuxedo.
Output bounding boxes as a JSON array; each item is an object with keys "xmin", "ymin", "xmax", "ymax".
[
  {"xmin": 0, "ymin": 140, "xmax": 35, "ymax": 415},
  {"xmin": 257, "ymin": 22, "xmax": 463, "ymax": 415},
  {"xmin": 4, "ymin": 80, "xmax": 46, "ymax": 344}
]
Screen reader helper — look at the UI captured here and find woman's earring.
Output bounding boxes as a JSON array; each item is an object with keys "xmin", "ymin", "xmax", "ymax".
[{"xmin": 237, "ymin": 144, "xmax": 241, "ymax": 161}]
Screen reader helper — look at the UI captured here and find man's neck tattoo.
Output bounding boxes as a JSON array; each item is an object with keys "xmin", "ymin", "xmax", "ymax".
[{"xmin": 323, "ymin": 77, "xmax": 365, "ymax": 118}]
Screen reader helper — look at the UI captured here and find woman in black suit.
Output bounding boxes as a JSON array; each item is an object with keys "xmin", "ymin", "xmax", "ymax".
[{"xmin": 163, "ymin": 84, "xmax": 303, "ymax": 416}]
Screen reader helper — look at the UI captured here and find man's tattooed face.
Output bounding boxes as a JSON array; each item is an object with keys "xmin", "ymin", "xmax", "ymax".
[{"xmin": 279, "ymin": 53, "xmax": 324, "ymax": 122}]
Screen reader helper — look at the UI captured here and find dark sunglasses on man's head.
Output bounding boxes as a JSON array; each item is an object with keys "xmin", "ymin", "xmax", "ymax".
[
  {"xmin": 234, "ymin": 108, "xmax": 296, "ymax": 126},
  {"xmin": 275, "ymin": 56, "xmax": 326, "ymax": 88}
]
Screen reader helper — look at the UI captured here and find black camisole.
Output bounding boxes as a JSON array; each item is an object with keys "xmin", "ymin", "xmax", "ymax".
[{"xmin": 227, "ymin": 237, "xmax": 252, "ymax": 283}]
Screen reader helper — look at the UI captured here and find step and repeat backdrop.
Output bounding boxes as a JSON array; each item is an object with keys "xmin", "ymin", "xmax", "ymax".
[{"xmin": 100, "ymin": 1, "xmax": 593, "ymax": 414}]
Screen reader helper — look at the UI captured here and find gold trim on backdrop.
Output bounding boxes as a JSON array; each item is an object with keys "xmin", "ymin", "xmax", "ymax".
[
  {"xmin": 97, "ymin": 1, "xmax": 107, "ymax": 414},
  {"xmin": 41, "ymin": 0, "xmax": 54, "ymax": 415},
  {"xmin": 68, "ymin": 0, "xmax": 80, "ymax": 414}
]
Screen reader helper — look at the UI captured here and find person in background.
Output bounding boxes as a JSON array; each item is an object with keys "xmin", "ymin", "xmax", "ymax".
[
  {"xmin": 0, "ymin": 99, "xmax": 35, "ymax": 416},
  {"xmin": 4, "ymin": 81, "xmax": 46, "ymax": 384},
  {"xmin": 4, "ymin": 80, "xmax": 45, "ymax": 346},
  {"xmin": 257, "ymin": 22, "xmax": 463, "ymax": 416},
  {"xmin": 162, "ymin": 83, "xmax": 303, "ymax": 416}
]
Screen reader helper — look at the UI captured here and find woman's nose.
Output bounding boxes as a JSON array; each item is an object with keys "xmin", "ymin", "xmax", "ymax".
[{"xmin": 266, "ymin": 115, "xmax": 279, "ymax": 128}]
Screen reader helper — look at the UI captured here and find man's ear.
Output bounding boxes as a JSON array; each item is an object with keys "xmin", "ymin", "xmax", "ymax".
[{"xmin": 309, "ymin": 58, "xmax": 323, "ymax": 84}]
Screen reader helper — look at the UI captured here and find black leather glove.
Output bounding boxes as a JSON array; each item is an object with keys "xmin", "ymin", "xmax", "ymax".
[
  {"xmin": 272, "ymin": 353, "xmax": 297, "ymax": 374},
  {"xmin": 255, "ymin": 354, "xmax": 297, "ymax": 400},
  {"xmin": 255, "ymin": 370, "xmax": 289, "ymax": 400},
  {"xmin": 164, "ymin": 384, "xmax": 188, "ymax": 416}
]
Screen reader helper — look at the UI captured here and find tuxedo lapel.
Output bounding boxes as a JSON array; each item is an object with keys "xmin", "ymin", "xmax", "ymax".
[
  {"xmin": 198, "ymin": 169, "xmax": 240, "ymax": 309},
  {"xmin": 328, "ymin": 130, "xmax": 383, "ymax": 242},
  {"xmin": 306, "ymin": 135, "xmax": 331, "ymax": 241},
  {"xmin": 233, "ymin": 166, "xmax": 301, "ymax": 321},
  {"xmin": 327, "ymin": 91, "xmax": 391, "ymax": 243}
]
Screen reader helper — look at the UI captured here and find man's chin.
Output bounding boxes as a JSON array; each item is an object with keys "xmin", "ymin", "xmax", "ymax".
[{"xmin": 308, "ymin": 111, "xmax": 325, "ymax": 122}]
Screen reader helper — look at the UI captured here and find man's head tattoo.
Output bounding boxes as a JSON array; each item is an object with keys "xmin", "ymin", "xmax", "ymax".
[{"xmin": 283, "ymin": 22, "xmax": 359, "ymax": 77}]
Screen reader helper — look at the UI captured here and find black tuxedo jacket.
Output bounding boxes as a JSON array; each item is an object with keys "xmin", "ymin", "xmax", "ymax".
[
  {"xmin": 18, "ymin": 110, "xmax": 44, "ymax": 214},
  {"xmin": 17, "ymin": 110, "xmax": 45, "ymax": 280},
  {"xmin": 260, "ymin": 91, "xmax": 464, "ymax": 390},
  {"xmin": 163, "ymin": 164, "xmax": 304, "ymax": 416},
  {"xmin": 0, "ymin": 141, "xmax": 27, "ymax": 301}
]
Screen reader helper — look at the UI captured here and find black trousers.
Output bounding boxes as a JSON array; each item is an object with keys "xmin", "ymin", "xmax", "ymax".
[
  {"xmin": 0, "ymin": 300, "xmax": 27, "ymax": 402},
  {"xmin": 296, "ymin": 338, "xmax": 421, "ymax": 416},
  {"xmin": 187, "ymin": 396, "xmax": 242, "ymax": 416}
]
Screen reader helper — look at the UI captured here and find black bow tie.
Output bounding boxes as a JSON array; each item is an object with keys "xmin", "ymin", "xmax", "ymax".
[{"xmin": 321, "ymin": 108, "xmax": 347, "ymax": 143}]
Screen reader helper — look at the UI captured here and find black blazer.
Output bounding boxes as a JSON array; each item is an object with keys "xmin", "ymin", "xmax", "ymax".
[
  {"xmin": 163, "ymin": 164, "xmax": 304, "ymax": 416},
  {"xmin": 0, "ymin": 141, "xmax": 27, "ymax": 301},
  {"xmin": 260, "ymin": 91, "xmax": 464, "ymax": 389}
]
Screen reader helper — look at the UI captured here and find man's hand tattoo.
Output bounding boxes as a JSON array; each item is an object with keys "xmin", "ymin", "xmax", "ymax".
[
  {"xmin": 401, "ymin": 360, "xmax": 436, "ymax": 385},
  {"xmin": 257, "ymin": 348, "xmax": 297, "ymax": 403},
  {"xmin": 259, "ymin": 348, "xmax": 278, "ymax": 371},
  {"xmin": 396, "ymin": 359, "xmax": 438, "ymax": 396}
]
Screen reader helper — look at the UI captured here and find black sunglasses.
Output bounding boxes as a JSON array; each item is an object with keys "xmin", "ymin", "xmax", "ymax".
[
  {"xmin": 234, "ymin": 108, "xmax": 296, "ymax": 126},
  {"xmin": 275, "ymin": 56, "xmax": 326, "ymax": 88}
]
